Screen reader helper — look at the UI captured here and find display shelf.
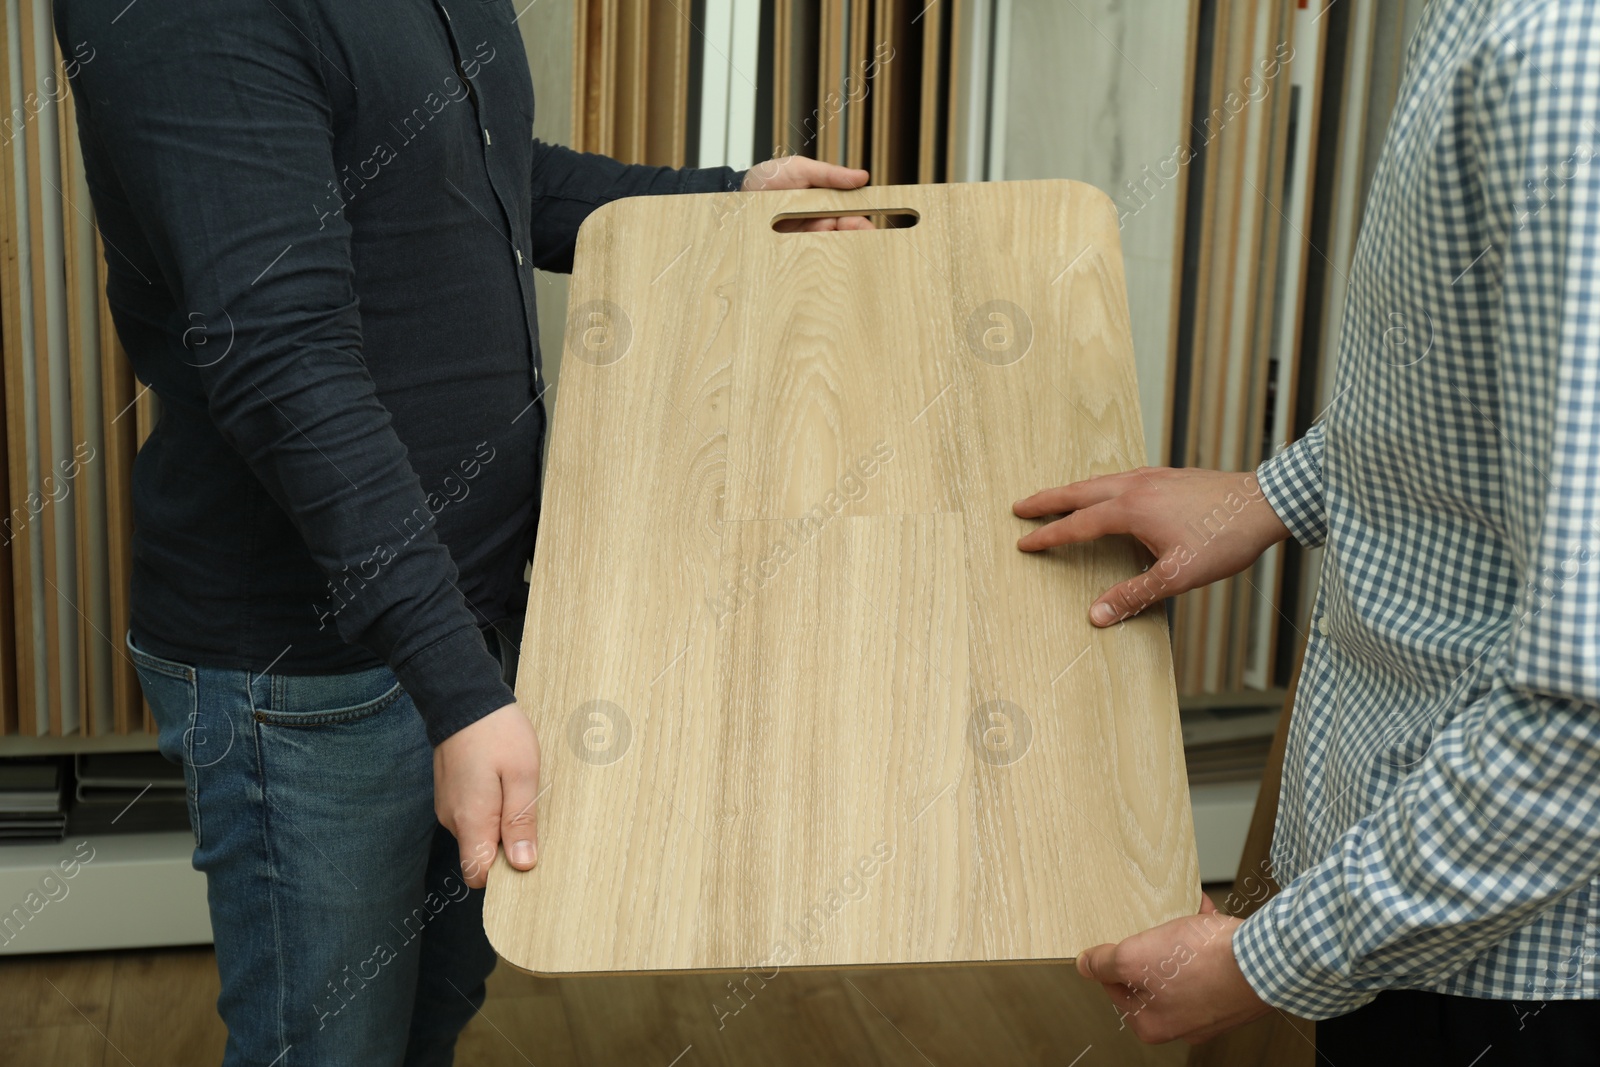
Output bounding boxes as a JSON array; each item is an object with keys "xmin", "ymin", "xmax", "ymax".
[
  {"xmin": 0, "ymin": 731, "xmax": 161, "ymax": 757},
  {"xmin": 1190, "ymin": 779, "xmax": 1263, "ymax": 884},
  {"xmin": 1179, "ymin": 687, "xmax": 1290, "ymax": 712},
  {"xmin": 0, "ymin": 831, "xmax": 210, "ymax": 954}
]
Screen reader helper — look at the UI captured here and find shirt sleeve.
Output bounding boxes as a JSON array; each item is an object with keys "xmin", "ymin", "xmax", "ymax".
[
  {"xmin": 62, "ymin": 0, "xmax": 514, "ymax": 744},
  {"xmin": 525, "ymin": 140, "xmax": 744, "ymax": 272},
  {"xmin": 1233, "ymin": 5, "xmax": 1600, "ymax": 1018},
  {"xmin": 1255, "ymin": 422, "xmax": 1328, "ymax": 548}
]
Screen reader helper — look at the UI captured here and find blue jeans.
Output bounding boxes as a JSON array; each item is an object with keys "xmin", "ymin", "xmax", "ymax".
[{"xmin": 130, "ymin": 628, "xmax": 515, "ymax": 1066}]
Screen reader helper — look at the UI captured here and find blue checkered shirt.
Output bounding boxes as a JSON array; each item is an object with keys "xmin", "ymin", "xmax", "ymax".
[{"xmin": 1233, "ymin": 0, "xmax": 1600, "ymax": 1019}]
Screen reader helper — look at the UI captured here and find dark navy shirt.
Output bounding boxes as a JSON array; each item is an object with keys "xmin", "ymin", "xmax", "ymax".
[{"xmin": 56, "ymin": 0, "xmax": 739, "ymax": 742}]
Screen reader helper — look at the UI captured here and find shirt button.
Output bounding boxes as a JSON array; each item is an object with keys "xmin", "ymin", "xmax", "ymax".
[
  {"xmin": 515, "ymin": 248, "xmax": 525, "ymax": 266},
  {"xmin": 483, "ymin": 128, "xmax": 492, "ymax": 146},
  {"xmin": 1316, "ymin": 615, "xmax": 1331, "ymax": 637}
]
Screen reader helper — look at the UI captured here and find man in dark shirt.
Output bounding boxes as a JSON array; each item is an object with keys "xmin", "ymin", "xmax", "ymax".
[{"xmin": 56, "ymin": 1, "xmax": 866, "ymax": 1062}]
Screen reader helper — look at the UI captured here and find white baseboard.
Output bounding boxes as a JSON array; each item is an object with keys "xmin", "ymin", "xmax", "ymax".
[
  {"xmin": 1190, "ymin": 779, "xmax": 1265, "ymax": 884},
  {"xmin": 0, "ymin": 831, "xmax": 211, "ymax": 955}
]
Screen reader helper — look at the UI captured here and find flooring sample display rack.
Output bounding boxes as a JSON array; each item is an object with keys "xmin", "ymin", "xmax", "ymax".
[{"xmin": 484, "ymin": 179, "xmax": 1199, "ymax": 975}]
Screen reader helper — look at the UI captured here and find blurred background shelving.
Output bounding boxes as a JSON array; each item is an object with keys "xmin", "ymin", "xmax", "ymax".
[{"xmin": 0, "ymin": 0, "xmax": 1428, "ymax": 949}]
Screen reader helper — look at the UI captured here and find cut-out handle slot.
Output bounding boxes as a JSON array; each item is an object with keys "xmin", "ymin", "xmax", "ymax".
[{"xmin": 770, "ymin": 207, "xmax": 921, "ymax": 232}]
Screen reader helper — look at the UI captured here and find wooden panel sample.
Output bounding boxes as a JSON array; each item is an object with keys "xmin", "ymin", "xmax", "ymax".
[
  {"xmin": 774, "ymin": 0, "xmax": 791, "ymax": 148},
  {"xmin": 779, "ymin": 0, "xmax": 822, "ymax": 158},
  {"xmin": 19, "ymin": 0, "xmax": 78, "ymax": 736},
  {"xmin": 611, "ymin": 0, "xmax": 648, "ymax": 163},
  {"xmin": 1172, "ymin": 0, "xmax": 1300, "ymax": 695},
  {"xmin": 943, "ymin": 0, "xmax": 962, "ymax": 180},
  {"xmin": 644, "ymin": 1, "xmax": 690, "ymax": 166},
  {"xmin": 1178, "ymin": 0, "xmax": 1249, "ymax": 693},
  {"xmin": 916, "ymin": 0, "xmax": 943, "ymax": 182},
  {"xmin": 58, "ymin": 49, "xmax": 116, "ymax": 736},
  {"xmin": 817, "ymin": 0, "xmax": 845, "ymax": 163},
  {"xmin": 1226, "ymin": 0, "xmax": 1298, "ymax": 690},
  {"xmin": 0, "ymin": 340, "xmax": 12, "ymax": 734},
  {"xmin": 871, "ymin": 0, "xmax": 920, "ymax": 187},
  {"xmin": 484, "ymin": 180, "xmax": 1199, "ymax": 975},
  {"xmin": 844, "ymin": 0, "xmax": 871, "ymax": 169},
  {"xmin": 573, "ymin": 0, "xmax": 615, "ymax": 155},
  {"xmin": 0, "ymin": 0, "xmax": 32, "ymax": 736},
  {"xmin": 999, "ymin": 0, "xmax": 1198, "ymax": 462},
  {"xmin": 571, "ymin": 0, "xmax": 590, "ymax": 149},
  {"xmin": 95, "ymin": 239, "xmax": 141, "ymax": 734}
]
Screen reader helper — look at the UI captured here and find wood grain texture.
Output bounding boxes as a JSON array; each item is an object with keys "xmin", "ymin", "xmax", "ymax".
[
  {"xmin": 485, "ymin": 179, "xmax": 1198, "ymax": 975},
  {"xmin": 100, "ymin": 948, "xmax": 227, "ymax": 1065}
]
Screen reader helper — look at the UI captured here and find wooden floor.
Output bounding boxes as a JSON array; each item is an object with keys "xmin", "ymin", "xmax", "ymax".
[{"xmin": 0, "ymin": 945, "xmax": 1188, "ymax": 1066}]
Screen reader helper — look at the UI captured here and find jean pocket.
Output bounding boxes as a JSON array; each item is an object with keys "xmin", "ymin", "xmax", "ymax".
[
  {"xmin": 126, "ymin": 633, "xmax": 205, "ymax": 847},
  {"xmin": 126, "ymin": 633, "xmax": 197, "ymax": 683},
  {"xmin": 252, "ymin": 664, "xmax": 405, "ymax": 728}
]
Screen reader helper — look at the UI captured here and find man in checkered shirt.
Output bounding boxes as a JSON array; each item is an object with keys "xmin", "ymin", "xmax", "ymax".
[{"xmin": 1013, "ymin": 0, "xmax": 1600, "ymax": 1059}]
